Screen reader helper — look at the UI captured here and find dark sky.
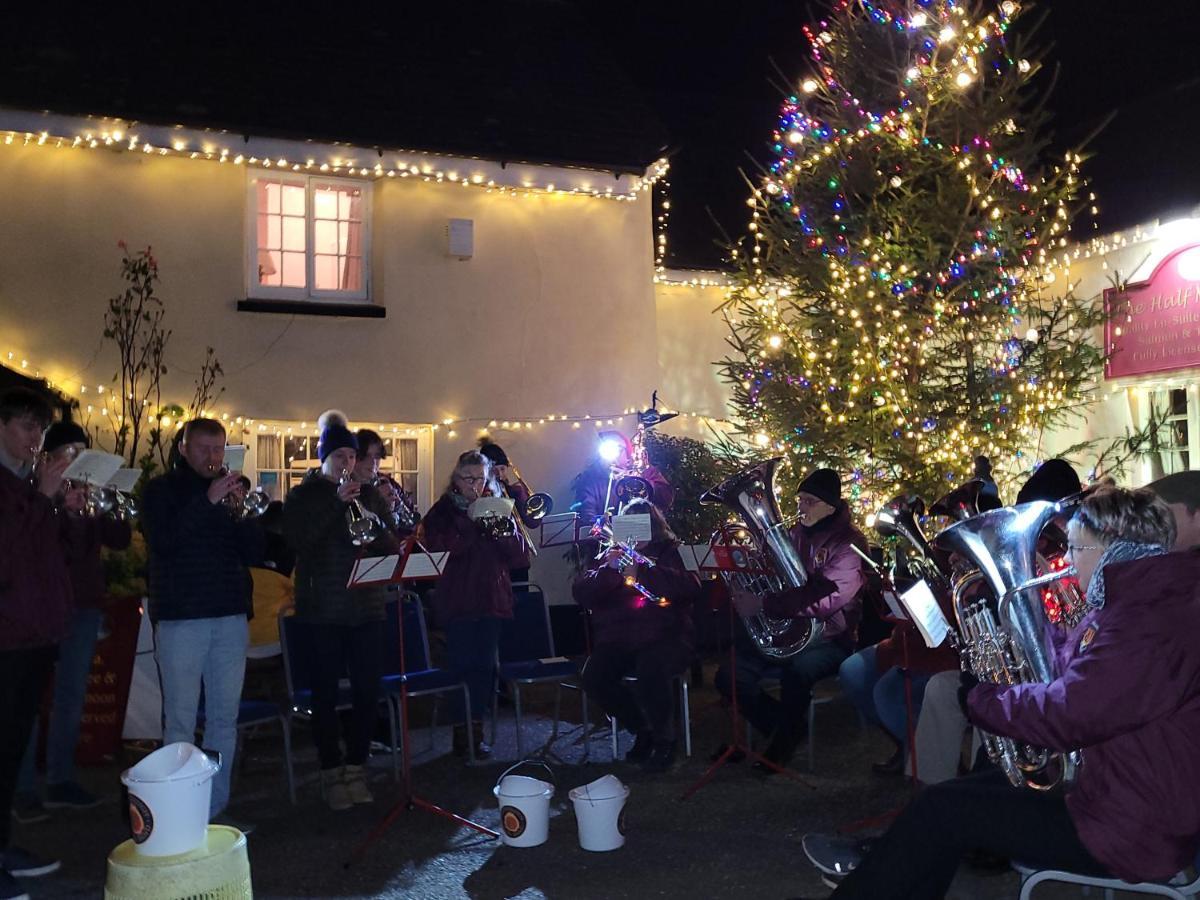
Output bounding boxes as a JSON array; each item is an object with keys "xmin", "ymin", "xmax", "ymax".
[{"xmin": 586, "ymin": 0, "xmax": 1200, "ymax": 269}]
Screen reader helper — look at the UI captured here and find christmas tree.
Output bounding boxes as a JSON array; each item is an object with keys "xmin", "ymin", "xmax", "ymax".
[{"xmin": 718, "ymin": 0, "xmax": 1105, "ymax": 513}]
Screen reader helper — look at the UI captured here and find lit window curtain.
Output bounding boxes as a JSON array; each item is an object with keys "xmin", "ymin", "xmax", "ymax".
[{"xmin": 341, "ymin": 191, "xmax": 363, "ymax": 291}]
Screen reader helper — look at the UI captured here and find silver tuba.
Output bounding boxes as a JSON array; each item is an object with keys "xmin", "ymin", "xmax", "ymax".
[
  {"xmin": 702, "ymin": 457, "xmax": 821, "ymax": 659},
  {"xmin": 932, "ymin": 498, "xmax": 1082, "ymax": 790}
]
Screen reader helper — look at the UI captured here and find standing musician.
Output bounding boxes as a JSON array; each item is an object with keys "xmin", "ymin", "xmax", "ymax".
[
  {"xmin": 572, "ymin": 498, "xmax": 700, "ymax": 773},
  {"xmin": 417, "ymin": 450, "xmax": 530, "ymax": 760},
  {"xmin": 571, "ymin": 430, "xmax": 674, "ymax": 526},
  {"xmin": 0, "ymin": 388, "xmax": 84, "ymax": 885},
  {"xmin": 714, "ymin": 468, "xmax": 867, "ymax": 770},
  {"xmin": 141, "ymin": 417, "xmax": 263, "ymax": 831},
  {"xmin": 283, "ymin": 411, "xmax": 399, "ymax": 811},
  {"xmin": 477, "ymin": 439, "xmax": 535, "ymax": 582},
  {"xmin": 799, "ymin": 486, "xmax": 1200, "ymax": 898},
  {"xmin": 353, "ymin": 427, "xmax": 419, "ymax": 537},
  {"xmin": 16, "ymin": 421, "xmax": 131, "ymax": 818}
]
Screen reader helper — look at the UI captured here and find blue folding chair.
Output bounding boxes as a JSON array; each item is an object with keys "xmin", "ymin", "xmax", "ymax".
[
  {"xmin": 196, "ymin": 695, "xmax": 296, "ymax": 804},
  {"xmin": 492, "ymin": 582, "xmax": 586, "ymax": 759},
  {"xmin": 378, "ymin": 591, "xmax": 476, "ymax": 764},
  {"xmin": 1016, "ymin": 851, "xmax": 1200, "ymax": 900},
  {"xmin": 278, "ymin": 610, "xmax": 401, "ymax": 787}
]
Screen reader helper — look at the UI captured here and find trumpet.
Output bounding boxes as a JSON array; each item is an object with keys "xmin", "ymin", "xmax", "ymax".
[
  {"xmin": 369, "ymin": 474, "xmax": 419, "ymax": 531},
  {"xmin": 72, "ymin": 481, "xmax": 138, "ymax": 521},
  {"xmin": 592, "ymin": 522, "xmax": 669, "ymax": 607},
  {"xmin": 340, "ymin": 470, "xmax": 384, "ymax": 546},
  {"xmin": 217, "ymin": 467, "xmax": 269, "ymax": 520}
]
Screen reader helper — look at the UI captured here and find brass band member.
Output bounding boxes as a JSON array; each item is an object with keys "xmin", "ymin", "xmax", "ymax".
[
  {"xmin": 801, "ymin": 487, "xmax": 1200, "ymax": 897},
  {"xmin": 477, "ymin": 439, "xmax": 533, "ymax": 582},
  {"xmin": 572, "ymin": 430, "xmax": 674, "ymax": 525},
  {"xmin": 714, "ymin": 468, "xmax": 867, "ymax": 770},
  {"xmin": 353, "ymin": 428, "xmax": 418, "ymax": 536},
  {"xmin": 417, "ymin": 450, "xmax": 530, "ymax": 760},
  {"xmin": 573, "ymin": 499, "xmax": 700, "ymax": 772},
  {"xmin": 283, "ymin": 411, "xmax": 399, "ymax": 811}
]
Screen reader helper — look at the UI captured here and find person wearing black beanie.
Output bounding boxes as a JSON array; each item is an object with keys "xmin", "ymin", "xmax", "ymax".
[{"xmin": 714, "ymin": 467, "xmax": 869, "ymax": 770}]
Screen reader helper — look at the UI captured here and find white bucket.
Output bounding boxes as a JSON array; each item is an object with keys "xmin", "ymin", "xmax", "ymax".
[
  {"xmin": 493, "ymin": 762, "xmax": 555, "ymax": 847},
  {"xmin": 120, "ymin": 742, "xmax": 220, "ymax": 856},
  {"xmin": 569, "ymin": 774, "xmax": 629, "ymax": 852}
]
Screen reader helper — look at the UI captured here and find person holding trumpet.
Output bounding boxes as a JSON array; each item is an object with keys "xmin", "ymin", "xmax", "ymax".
[
  {"xmin": 354, "ymin": 427, "xmax": 419, "ymax": 536},
  {"xmin": 283, "ymin": 411, "xmax": 399, "ymax": 811},
  {"xmin": 572, "ymin": 498, "xmax": 700, "ymax": 773},
  {"xmin": 417, "ymin": 450, "xmax": 530, "ymax": 760},
  {"xmin": 15, "ymin": 421, "xmax": 131, "ymax": 821},
  {"xmin": 141, "ymin": 416, "xmax": 264, "ymax": 830}
]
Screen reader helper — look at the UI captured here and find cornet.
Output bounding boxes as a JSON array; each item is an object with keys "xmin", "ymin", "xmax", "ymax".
[
  {"xmin": 340, "ymin": 470, "xmax": 384, "ymax": 546},
  {"xmin": 217, "ymin": 466, "xmax": 269, "ymax": 520}
]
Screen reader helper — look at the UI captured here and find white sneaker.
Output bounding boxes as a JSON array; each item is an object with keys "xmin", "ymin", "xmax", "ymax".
[
  {"xmin": 321, "ymin": 767, "xmax": 353, "ymax": 812},
  {"xmin": 342, "ymin": 765, "xmax": 374, "ymax": 805}
]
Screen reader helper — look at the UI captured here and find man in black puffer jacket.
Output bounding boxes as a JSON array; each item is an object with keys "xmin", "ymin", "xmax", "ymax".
[{"xmin": 141, "ymin": 418, "xmax": 263, "ymax": 828}]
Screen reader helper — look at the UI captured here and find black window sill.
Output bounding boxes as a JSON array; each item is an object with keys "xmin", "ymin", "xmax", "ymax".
[{"xmin": 236, "ymin": 299, "xmax": 385, "ymax": 318}]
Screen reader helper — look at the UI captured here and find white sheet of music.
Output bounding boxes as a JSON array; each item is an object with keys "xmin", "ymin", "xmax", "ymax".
[
  {"xmin": 348, "ymin": 555, "xmax": 400, "ymax": 585},
  {"xmin": 106, "ymin": 468, "xmax": 142, "ymax": 493},
  {"xmin": 899, "ymin": 580, "xmax": 951, "ymax": 648},
  {"xmin": 611, "ymin": 514, "xmax": 651, "ymax": 544},
  {"xmin": 401, "ymin": 551, "xmax": 449, "ymax": 578},
  {"xmin": 62, "ymin": 450, "xmax": 123, "ymax": 487},
  {"xmin": 882, "ymin": 591, "xmax": 908, "ymax": 621}
]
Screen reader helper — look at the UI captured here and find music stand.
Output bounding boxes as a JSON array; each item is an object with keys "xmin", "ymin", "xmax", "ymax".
[
  {"xmin": 681, "ymin": 538, "xmax": 814, "ymax": 800},
  {"xmin": 347, "ymin": 542, "xmax": 498, "ymax": 865}
]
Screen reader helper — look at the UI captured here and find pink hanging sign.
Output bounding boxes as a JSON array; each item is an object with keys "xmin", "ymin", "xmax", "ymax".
[{"xmin": 1105, "ymin": 244, "xmax": 1200, "ymax": 379}]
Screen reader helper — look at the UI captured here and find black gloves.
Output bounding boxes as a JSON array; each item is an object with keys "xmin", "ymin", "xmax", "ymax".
[{"xmin": 957, "ymin": 670, "xmax": 980, "ymax": 720}]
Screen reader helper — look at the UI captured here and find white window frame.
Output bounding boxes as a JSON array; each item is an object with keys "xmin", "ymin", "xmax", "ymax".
[
  {"xmin": 245, "ymin": 174, "xmax": 373, "ymax": 303},
  {"xmin": 1134, "ymin": 383, "xmax": 1200, "ymax": 480}
]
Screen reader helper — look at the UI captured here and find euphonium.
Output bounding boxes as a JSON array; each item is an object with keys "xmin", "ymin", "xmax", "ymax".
[
  {"xmin": 873, "ymin": 493, "xmax": 948, "ymax": 591},
  {"xmin": 932, "ymin": 498, "xmax": 1082, "ymax": 790},
  {"xmin": 701, "ymin": 457, "xmax": 820, "ymax": 659}
]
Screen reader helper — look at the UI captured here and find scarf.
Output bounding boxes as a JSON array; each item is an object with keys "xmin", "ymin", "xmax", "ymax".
[{"xmin": 1085, "ymin": 539, "xmax": 1168, "ymax": 610}]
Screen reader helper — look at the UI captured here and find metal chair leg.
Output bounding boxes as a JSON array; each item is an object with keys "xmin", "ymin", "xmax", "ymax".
[
  {"xmin": 807, "ymin": 699, "xmax": 816, "ymax": 772},
  {"xmin": 463, "ymin": 685, "xmax": 476, "ymax": 765},
  {"xmin": 278, "ymin": 714, "xmax": 296, "ymax": 805},
  {"xmin": 513, "ymin": 684, "xmax": 524, "ymax": 759},
  {"xmin": 552, "ymin": 684, "xmax": 562, "ymax": 741},
  {"xmin": 680, "ymin": 679, "xmax": 692, "ymax": 758},
  {"xmin": 580, "ymin": 687, "xmax": 591, "ymax": 763}
]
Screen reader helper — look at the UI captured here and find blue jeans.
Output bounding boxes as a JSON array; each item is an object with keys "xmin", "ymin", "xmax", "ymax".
[
  {"xmin": 445, "ymin": 617, "xmax": 501, "ymax": 722},
  {"xmin": 838, "ymin": 645, "xmax": 932, "ymax": 747},
  {"xmin": 155, "ymin": 615, "xmax": 248, "ymax": 817},
  {"xmin": 17, "ymin": 607, "xmax": 103, "ymax": 794}
]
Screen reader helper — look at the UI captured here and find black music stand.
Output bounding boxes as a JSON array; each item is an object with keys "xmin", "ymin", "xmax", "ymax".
[
  {"xmin": 347, "ymin": 544, "xmax": 498, "ymax": 866},
  {"xmin": 681, "ymin": 539, "xmax": 814, "ymax": 800}
]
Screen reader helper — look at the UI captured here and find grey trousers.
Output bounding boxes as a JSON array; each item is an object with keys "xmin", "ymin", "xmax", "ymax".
[{"xmin": 911, "ymin": 670, "xmax": 980, "ymax": 784}]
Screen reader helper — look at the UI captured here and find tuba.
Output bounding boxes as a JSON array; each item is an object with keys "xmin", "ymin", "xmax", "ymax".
[
  {"xmin": 932, "ymin": 498, "xmax": 1082, "ymax": 790},
  {"xmin": 702, "ymin": 457, "xmax": 820, "ymax": 659}
]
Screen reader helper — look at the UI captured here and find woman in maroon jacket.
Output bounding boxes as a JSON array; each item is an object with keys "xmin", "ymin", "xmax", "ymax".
[
  {"xmin": 800, "ymin": 486, "xmax": 1200, "ymax": 898},
  {"xmin": 418, "ymin": 450, "xmax": 529, "ymax": 760},
  {"xmin": 573, "ymin": 499, "xmax": 700, "ymax": 773}
]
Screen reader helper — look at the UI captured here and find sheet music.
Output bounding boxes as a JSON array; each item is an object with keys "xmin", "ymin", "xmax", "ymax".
[
  {"xmin": 347, "ymin": 555, "xmax": 400, "ymax": 586},
  {"xmin": 468, "ymin": 496, "xmax": 514, "ymax": 520},
  {"xmin": 62, "ymin": 450, "xmax": 123, "ymax": 487},
  {"xmin": 402, "ymin": 551, "xmax": 449, "ymax": 578},
  {"xmin": 105, "ymin": 468, "xmax": 142, "ymax": 493},
  {"xmin": 882, "ymin": 591, "xmax": 908, "ymax": 621},
  {"xmin": 611, "ymin": 513, "xmax": 651, "ymax": 544},
  {"xmin": 222, "ymin": 444, "xmax": 246, "ymax": 471},
  {"xmin": 898, "ymin": 580, "xmax": 951, "ymax": 648}
]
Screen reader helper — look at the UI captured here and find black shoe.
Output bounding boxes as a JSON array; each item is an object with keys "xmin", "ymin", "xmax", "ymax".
[
  {"xmin": 626, "ymin": 731, "xmax": 654, "ymax": 763},
  {"xmin": 963, "ymin": 847, "xmax": 1010, "ymax": 873},
  {"xmin": 871, "ymin": 746, "xmax": 904, "ymax": 776},
  {"xmin": 642, "ymin": 741, "xmax": 677, "ymax": 774},
  {"xmin": 452, "ymin": 725, "xmax": 469, "ymax": 757},
  {"xmin": 0, "ymin": 870, "xmax": 30, "ymax": 900},
  {"xmin": 709, "ymin": 743, "xmax": 746, "ymax": 764},
  {"xmin": 802, "ymin": 832, "xmax": 870, "ymax": 877}
]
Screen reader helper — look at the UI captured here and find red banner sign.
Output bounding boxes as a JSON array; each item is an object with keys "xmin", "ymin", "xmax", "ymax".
[{"xmin": 1105, "ymin": 244, "xmax": 1200, "ymax": 378}]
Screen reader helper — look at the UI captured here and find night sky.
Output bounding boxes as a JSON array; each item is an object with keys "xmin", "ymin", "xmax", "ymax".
[{"xmin": 587, "ymin": 0, "xmax": 1200, "ymax": 269}]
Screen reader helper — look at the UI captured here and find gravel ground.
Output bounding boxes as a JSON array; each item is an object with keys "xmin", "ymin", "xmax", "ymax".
[{"xmin": 15, "ymin": 666, "xmax": 1118, "ymax": 899}]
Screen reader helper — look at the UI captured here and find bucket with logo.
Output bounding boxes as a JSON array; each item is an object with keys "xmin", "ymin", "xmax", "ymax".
[
  {"xmin": 120, "ymin": 742, "xmax": 220, "ymax": 856},
  {"xmin": 492, "ymin": 761, "xmax": 555, "ymax": 847},
  {"xmin": 569, "ymin": 774, "xmax": 629, "ymax": 852}
]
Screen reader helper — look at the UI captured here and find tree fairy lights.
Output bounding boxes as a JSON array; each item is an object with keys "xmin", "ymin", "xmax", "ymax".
[{"xmin": 720, "ymin": 0, "xmax": 1108, "ymax": 510}]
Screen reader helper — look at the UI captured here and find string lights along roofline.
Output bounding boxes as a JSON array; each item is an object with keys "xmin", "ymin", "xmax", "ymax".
[{"xmin": 0, "ymin": 107, "xmax": 669, "ymax": 202}]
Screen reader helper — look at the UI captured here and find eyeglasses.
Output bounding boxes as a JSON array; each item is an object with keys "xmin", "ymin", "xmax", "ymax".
[
  {"xmin": 1065, "ymin": 543, "xmax": 1103, "ymax": 555},
  {"xmin": 457, "ymin": 475, "xmax": 486, "ymax": 485}
]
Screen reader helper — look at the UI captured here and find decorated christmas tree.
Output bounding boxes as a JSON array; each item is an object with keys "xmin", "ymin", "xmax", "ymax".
[{"xmin": 719, "ymin": 0, "xmax": 1106, "ymax": 513}]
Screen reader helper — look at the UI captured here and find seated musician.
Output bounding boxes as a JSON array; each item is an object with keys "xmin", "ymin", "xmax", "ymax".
[
  {"xmin": 799, "ymin": 486, "xmax": 1200, "ymax": 898},
  {"xmin": 714, "ymin": 468, "xmax": 867, "ymax": 770},
  {"xmin": 572, "ymin": 499, "xmax": 700, "ymax": 773}
]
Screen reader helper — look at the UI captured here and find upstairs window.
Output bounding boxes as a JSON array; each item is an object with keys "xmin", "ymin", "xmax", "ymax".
[{"xmin": 248, "ymin": 175, "xmax": 370, "ymax": 301}]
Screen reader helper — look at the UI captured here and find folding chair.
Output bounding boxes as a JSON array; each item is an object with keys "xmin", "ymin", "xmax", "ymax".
[
  {"xmin": 1015, "ymin": 852, "xmax": 1200, "ymax": 900},
  {"xmin": 378, "ymin": 591, "xmax": 477, "ymax": 764},
  {"xmin": 746, "ymin": 675, "xmax": 839, "ymax": 772},
  {"xmin": 278, "ymin": 610, "xmax": 401, "ymax": 788},
  {"xmin": 492, "ymin": 582, "xmax": 585, "ymax": 759},
  {"xmin": 196, "ymin": 695, "xmax": 296, "ymax": 804},
  {"xmin": 608, "ymin": 673, "xmax": 692, "ymax": 760}
]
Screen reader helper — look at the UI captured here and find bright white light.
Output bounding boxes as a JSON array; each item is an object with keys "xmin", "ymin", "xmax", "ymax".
[
  {"xmin": 1025, "ymin": 328, "xmax": 1039, "ymax": 343},
  {"xmin": 802, "ymin": 78, "xmax": 820, "ymax": 93},
  {"xmin": 788, "ymin": 131, "xmax": 804, "ymax": 144},
  {"xmin": 939, "ymin": 26, "xmax": 956, "ymax": 42},
  {"xmin": 1176, "ymin": 246, "xmax": 1200, "ymax": 281},
  {"xmin": 768, "ymin": 334, "xmax": 783, "ymax": 349},
  {"xmin": 906, "ymin": 67, "xmax": 920, "ymax": 81},
  {"xmin": 955, "ymin": 71, "xmax": 973, "ymax": 88},
  {"xmin": 910, "ymin": 12, "xmax": 928, "ymax": 27},
  {"xmin": 598, "ymin": 439, "xmax": 623, "ymax": 464}
]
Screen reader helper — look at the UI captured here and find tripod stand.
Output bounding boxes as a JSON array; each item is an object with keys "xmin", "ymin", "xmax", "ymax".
[
  {"xmin": 347, "ymin": 560, "xmax": 498, "ymax": 866},
  {"xmin": 681, "ymin": 585, "xmax": 814, "ymax": 800}
]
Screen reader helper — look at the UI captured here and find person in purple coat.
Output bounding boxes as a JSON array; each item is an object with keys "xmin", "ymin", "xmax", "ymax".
[
  {"xmin": 714, "ymin": 467, "xmax": 867, "ymax": 770},
  {"xmin": 800, "ymin": 486, "xmax": 1200, "ymax": 898},
  {"xmin": 573, "ymin": 499, "xmax": 701, "ymax": 773}
]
